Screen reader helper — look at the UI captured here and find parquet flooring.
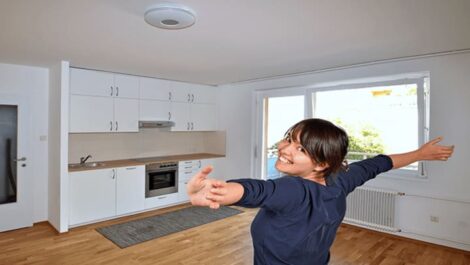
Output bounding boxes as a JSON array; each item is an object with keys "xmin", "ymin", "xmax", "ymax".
[{"xmin": 0, "ymin": 204, "xmax": 468, "ymax": 265}]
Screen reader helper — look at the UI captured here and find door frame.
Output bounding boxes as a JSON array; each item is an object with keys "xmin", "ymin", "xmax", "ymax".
[{"xmin": 252, "ymin": 86, "xmax": 311, "ymax": 180}]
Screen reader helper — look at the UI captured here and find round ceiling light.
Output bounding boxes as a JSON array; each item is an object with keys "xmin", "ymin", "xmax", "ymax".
[{"xmin": 144, "ymin": 3, "xmax": 196, "ymax": 30}]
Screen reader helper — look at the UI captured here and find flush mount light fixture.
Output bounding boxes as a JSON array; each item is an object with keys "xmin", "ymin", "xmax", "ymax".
[{"xmin": 144, "ymin": 3, "xmax": 196, "ymax": 30}]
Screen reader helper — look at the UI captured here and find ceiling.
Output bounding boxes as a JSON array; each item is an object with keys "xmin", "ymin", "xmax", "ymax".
[{"xmin": 1, "ymin": 0, "xmax": 469, "ymax": 85}]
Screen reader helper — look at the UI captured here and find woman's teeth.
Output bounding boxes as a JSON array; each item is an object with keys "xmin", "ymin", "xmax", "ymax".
[{"xmin": 279, "ymin": 156, "xmax": 292, "ymax": 164}]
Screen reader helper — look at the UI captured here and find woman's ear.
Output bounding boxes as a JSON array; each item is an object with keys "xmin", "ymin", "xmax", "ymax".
[{"xmin": 313, "ymin": 162, "xmax": 329, "ymax": 172}]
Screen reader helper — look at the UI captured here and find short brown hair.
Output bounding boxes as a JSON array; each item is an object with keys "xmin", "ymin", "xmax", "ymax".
[{"xmin": 285, "ymin": 118, "xmax": 349, "ymax": 178}]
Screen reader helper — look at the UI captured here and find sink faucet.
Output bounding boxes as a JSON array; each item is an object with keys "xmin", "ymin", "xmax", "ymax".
[{"xmin": 80, "ymin": 155, "xmax": 92, "ymax": 165}]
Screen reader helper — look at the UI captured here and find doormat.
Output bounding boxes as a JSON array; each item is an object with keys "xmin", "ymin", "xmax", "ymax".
[{"xmin": 96, "ymin": 206, "xmax": 243, "ymax": 248}]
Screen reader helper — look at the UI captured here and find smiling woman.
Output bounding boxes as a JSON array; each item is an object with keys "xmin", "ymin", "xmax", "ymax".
[{"xmin": 186, "ymin": 118, "xmax": 454, "ymax": 265}]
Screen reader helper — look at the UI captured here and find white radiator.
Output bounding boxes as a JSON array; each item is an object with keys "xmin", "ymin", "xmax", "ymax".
[{"xmin": 343, "ymin": 187, "xmax": 402, "ymax": 232}]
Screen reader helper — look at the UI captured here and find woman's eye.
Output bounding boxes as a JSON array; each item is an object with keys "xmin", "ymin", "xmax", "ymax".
[{"xmin": 297, "ymin": 146, "xmax": 305, "ymax": 152}]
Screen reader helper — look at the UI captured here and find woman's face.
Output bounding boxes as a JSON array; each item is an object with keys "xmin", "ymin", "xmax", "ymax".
[{"xmin": 275, "ymin": 133, "xmax": 321, "ymax": 179}]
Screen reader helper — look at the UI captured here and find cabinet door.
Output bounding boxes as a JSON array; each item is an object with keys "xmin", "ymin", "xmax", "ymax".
[
  {"xmin": 178, "ymin": 180, "xmax": 190, "ymax": 202},
  {"xmin": 114, "ymin": 74, "xmax": 139, "ymax": 99},
  {"xmin": 114, "ymin": 98, "xmax": 139, "ymax": 132},
  {"xmin": 70, "ymin": 95, "xmax": 114, "ymax": 133},
  {"xmin": 191, "ymin": 104, "xmax": 217, "ymax": 131},
  {"xmin": 170, "ymin": 102, "xmax": 191, "ymax": 131},
  {"xmin": 190, "ymin": 84, "xmax": 216, "ymax": 104},
  {"xmin": 140, "ymin": 77, "xmax": 171, "ymax": 101},
  {"xmin": 69, "ymin": 169, "xmax": 116, "ymax": 225},
  {"xmin": 170, "ymin": 81, "xmax": 191, "ymax": 103},
  {"xmin": 139, "ymin": 99, "xmax": 171, "ymax": 121},
  {"xmin": 70, "ymin": 68, "xmax": 114, "ymax": 97},
  {"xmin": 116, "ymin": 166, "xmax": 145, "ymax": 215}
]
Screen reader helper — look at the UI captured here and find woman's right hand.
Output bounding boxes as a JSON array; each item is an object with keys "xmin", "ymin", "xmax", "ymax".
[{"xmin": 187, "ymin": 166, "xmax": 221, "ymax": 209}]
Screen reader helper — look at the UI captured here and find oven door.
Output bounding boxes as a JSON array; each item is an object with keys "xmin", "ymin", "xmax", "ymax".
[{"xmin": 146, "ymin": 167, "xmax": 178, "ymax": 198}]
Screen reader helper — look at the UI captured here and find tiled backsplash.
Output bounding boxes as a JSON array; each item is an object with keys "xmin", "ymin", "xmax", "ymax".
[{"xmin": 68, "ymin": 130, "xmax": 226, "ymax": 163}]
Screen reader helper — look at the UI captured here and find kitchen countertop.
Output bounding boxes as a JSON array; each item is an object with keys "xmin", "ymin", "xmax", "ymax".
[{"xmin": 68, "ymin": 153, "xmax": 225, "ymax": 172}]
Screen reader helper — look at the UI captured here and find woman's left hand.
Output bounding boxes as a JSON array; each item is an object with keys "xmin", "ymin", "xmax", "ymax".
[{"xmin": 417, "ymin": 137, "xmax": 454, "ymax": 161}]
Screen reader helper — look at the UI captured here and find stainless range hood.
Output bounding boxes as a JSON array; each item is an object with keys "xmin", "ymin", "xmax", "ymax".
[{"xmin": 138, "ymin": 120, "xmax": 175, "ymax": 128}]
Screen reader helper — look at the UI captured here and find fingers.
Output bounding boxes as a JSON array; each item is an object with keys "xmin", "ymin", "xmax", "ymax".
[{"xmin": 428, "ymin": 137, "xmax": 443, "ymax": 145}]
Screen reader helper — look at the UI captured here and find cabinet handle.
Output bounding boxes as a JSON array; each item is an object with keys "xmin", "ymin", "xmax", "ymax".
[
  {"xmin": 191, "ymin": 122, "xmax": 194, "ymax": 130},
  {"xmin": 198, "ymin": 160, "xmax": 202, "ymax": 168},
  {"xmin": 126, "ymin": 167, "xmax": 136, "ymax": 170},
  {"xmin": 116, "ymin": 87, "xmax": 119, "ymax": 97},
  {"xmin": 115, "ymin": 121, "xmax": 118, "ymax": 131},
  {"xmin": 187, "ymin": 93, "xmax": 190, "ymax": 102},
  {"xmin": 168, "ymin": 112, "xmax": 171, "ymax": 120},
  {"xmin": 158, "ymin": 196, "xmax": 167, "ymax": 200},
  {"xmin": 110, "ymin": 121, "xmax": 113, "ymax": 131},
  {"xmin": 110, "ymin": 86, "xmax": 113, "ymax": 96},
  {"xmin": 191, "ymin": 94, "xmax": 194, "ymax": 102},
  {"xmin": 112, "ymin": 169, "xmax": 116, "ymax": 179},
  {"xmin": 187, "ymin": 122, "xmax": 190, "ymax": 130},
  {"xmin": 169, "ymin": 92, "xmax": 172, "ymax": 101}
]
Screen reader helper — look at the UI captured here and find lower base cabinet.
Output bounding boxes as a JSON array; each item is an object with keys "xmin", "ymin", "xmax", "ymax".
[{"xmin": 69, "ymin": 165, "xmax": 145, "ymax": 226}]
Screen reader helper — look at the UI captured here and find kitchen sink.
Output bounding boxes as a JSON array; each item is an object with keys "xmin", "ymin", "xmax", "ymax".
[{"xmin": 69, "ymin": 162, "xmax": 106, "ymax": 168}]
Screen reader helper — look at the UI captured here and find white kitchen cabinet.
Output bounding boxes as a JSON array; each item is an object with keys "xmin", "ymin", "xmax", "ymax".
[
  {"xmin": 140, "ymin": 77, "xmax": 171, "ymax": 101},
  {"xmin": 69, "ymin": 168, "xmax": 116, "ymax": 225},
  {"xmin": 70, "ymin": 95, "xmax": 138, "ymax": 133},
  {"xmin": 70, "ymin": 68, "xmax": 114, "ymax": 97},
  {"xmin": 191, "ymin": 104, "xmax": 217, "ymax": 131},
  {"xmin": 70, "ymin": 68, "xmax": 139, "ymax": 99},
  {"xmin": 69, "ymin": 68, "xmax": 140, "ymax": 133},
  {"xmin": 70, "ymin": 95, "xmax": 114, "ymax": 133},
  {"xmin": 116, "ymin": 166, "xmax": 145, "ymax": 215},
  {"xmin": 178, "ymin": 159, "xmax": 215, "ymax": 202},
  {"xmin": 144, "ymin": 193, "xmax": 179, "ymax": 210},
  {"xmin": 171, "ymin": 102, "xmax": 191, "ymax": 131},
  {"xmin": 170, "ymin": 82, "xmax": 216, "ymax": 104},
  {"xmin": 169, "ymin": 81, "xmax": 217, "ymax": 132},
  {"xmin": 69, "ymin": 165, "xmax": 145, "ymax": 226},
  {"xmin": 114, "ymin": 98, "xmax": 139, "ymax": 132},
  {"xmin": 139, "ymin": 99, "xmax": 171, "ymax": 121},
  {"xmin": 113, "ymin": 74, "xmax": 140, "ymax": 99}
]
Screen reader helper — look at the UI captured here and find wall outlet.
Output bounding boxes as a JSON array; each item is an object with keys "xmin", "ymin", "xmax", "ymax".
[{"xmin": 430, "ymin": 215, "xmax": 439, "ymax": 223}]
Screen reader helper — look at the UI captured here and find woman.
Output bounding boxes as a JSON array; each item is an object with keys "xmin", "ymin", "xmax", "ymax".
[{"xmin": 187, "ymin": 118, "xmax": 454, "ymax": 265}]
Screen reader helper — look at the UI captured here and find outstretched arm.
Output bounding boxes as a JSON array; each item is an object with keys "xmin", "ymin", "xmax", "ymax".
[
  {"xmin": 187, "ymin": 166, "xmax": 244, "ymax": 209},
  {"xmin": 389, "ymin": 137, "xmax": 454, "ymax": 169}
]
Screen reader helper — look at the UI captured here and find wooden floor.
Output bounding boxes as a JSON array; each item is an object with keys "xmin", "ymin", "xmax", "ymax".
[{"xmin": 1, "ymin": 204, "xmax": 469, "ymax": 265}]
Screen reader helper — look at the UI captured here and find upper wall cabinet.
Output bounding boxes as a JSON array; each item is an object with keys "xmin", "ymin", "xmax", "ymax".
[
  {"xmin": 140, "ymin": 77, "xmax": 171, "ymax": 101},
  {"xmin": 69, "ymin": 68, "xmax": 139, "ymax": 133},
  {"xmin": 70, "ymin": 68, "xmax": 139, "ymax": 99},
  {"xmin": 170, "ymin": 82, "xmax": 216, "ymax": 104},
  {"xmin": 169, "ymin": 82, "xmax": 218, "ymax": 131}
]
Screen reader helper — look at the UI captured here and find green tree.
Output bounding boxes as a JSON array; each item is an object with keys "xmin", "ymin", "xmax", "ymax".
[{"xmin": 335, "ymin": 119, "xmax": 385, "ymax": 160}]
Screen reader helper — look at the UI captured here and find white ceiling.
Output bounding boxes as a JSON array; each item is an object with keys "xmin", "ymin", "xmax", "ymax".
[{"xmin": 1, "ymin": 0, "xmax": 469, "ymax": 85}]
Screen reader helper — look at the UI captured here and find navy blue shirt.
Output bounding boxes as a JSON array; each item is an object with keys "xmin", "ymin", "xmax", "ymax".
[{"xmin": 228, "ymin": 155, "xmax": 393, "ymax": 265}]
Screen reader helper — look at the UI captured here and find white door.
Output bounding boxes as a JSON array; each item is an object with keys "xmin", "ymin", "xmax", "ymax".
[
  {"xmin": 0, "ymin": 95, "xmax": 32, "ymax": 232},
  {"xmin": 114, "ymin": 74, "xmax": 139, "ymax": 99}
]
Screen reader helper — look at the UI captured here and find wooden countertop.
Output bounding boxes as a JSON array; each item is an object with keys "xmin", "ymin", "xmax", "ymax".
[{"xmin": 68, "ymin": 153, "xmax": 225, "ymax": 172}]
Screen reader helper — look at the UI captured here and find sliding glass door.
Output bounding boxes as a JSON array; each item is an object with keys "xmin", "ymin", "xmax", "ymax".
[{"xmin": 255, "ymin": 89, "xmax": 306, "ymax": 180}]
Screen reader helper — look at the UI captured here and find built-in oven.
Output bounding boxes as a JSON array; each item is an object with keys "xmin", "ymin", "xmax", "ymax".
[{"xmin": 145, "ymin": 161, "xmax": 178, "ymax": 198}]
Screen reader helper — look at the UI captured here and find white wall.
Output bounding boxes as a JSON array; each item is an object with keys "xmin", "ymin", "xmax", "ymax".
[
  {"xmin": 0, "ymin": 62, "xmax": 49, "ymax": 222},
  {"xmin": 217, "ymin": 52, "xmax": 470, "ymax": 250}
]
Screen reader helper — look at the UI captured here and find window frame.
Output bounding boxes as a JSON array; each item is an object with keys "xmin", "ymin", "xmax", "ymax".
[{"xmin": 307, "ymin": 77, "xmax": 430, "ymax": 178}]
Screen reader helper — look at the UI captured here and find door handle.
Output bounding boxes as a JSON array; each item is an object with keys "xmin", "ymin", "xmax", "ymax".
[{"xmin": 13, "ymin": 157, "xmax": 27, "ymax": 162}]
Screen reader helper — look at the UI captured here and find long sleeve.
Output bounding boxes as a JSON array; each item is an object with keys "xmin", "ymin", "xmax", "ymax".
[
  {"xmin": 335, "ymin": 155, "xmax": 393, "ymax": 195},
  {"xmin": 227, "ymin": 177, "xmax": 307, "ymax": 213}
]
